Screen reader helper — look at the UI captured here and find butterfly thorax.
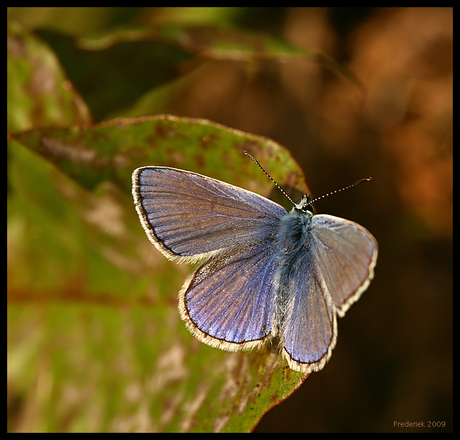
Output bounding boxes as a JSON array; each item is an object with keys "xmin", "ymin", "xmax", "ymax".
[{"xmin": 277, "ymin": 208, "xmax": 313, "ymax": 255}]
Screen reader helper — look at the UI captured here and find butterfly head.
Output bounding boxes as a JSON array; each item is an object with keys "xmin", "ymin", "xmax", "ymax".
[{"xmin": 294, "ymin": 194, "xmax": 315, "ymax": 214}]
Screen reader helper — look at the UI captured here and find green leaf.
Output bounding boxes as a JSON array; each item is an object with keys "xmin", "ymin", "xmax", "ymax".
[
  {"xmin": 7, "ymin": 18, "xmax": 91, "ymax": 132},
  {"xmin": 8, "ymin": 116, "xmax": 310, "ymax": 432},
  {"xmin": 9, "ymin": 13, "xmax": 365, "ymax": 431}
]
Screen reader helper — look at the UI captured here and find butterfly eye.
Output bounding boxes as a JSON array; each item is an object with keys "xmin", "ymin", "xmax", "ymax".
[{"xmin": 294, "ymin": 194, "xmax": 314, "ymax": 213}]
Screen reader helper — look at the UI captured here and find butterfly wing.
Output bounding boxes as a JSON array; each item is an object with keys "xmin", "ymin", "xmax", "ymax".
[
  {"xmin": 132, "ymin": 167, "xmax": 286, "ymax": 262},
  {"xmin": 179, "ymin": 239, "xmax": 279, "ymax": 350},
  {"xmin": 309, "ymin": 214, "xmax": 378, "ymax": 316},
  {"xmin": 281, "ymin": 214, "xmax": 377, "ymax": 373}
]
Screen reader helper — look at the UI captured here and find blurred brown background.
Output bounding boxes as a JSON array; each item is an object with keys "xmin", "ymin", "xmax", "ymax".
[{"xmin": 9, "ymin": 7, "xmax": 452, "ymax": 432}]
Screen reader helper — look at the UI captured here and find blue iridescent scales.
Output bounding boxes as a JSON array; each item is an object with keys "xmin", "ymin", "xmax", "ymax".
[{"xmin": 132, "ymin": 160, "xmax": 377, "ymax": 373}]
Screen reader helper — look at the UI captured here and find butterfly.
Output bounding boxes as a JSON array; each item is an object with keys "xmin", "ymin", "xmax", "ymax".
[{"xmin": 132, "ymin": 153, "xmax": 378, "ymax": 373}]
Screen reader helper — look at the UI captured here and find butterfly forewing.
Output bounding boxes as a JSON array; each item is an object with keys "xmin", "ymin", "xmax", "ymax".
[
  {"xmin": 309, "ymin": 215, "xmax": 378, "ymax": 316},
  {"xmin": 132, "ymin": 167, "xmax": 286, "ymax": 261}
]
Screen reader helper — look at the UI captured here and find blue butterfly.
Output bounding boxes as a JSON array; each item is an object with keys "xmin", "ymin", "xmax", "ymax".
[{"xmin": 132, "ymin": 153, "xmax": 378, "ymax": 373}]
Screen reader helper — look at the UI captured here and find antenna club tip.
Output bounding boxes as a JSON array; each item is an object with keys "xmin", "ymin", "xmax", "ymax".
[{"xmin": 356, "ymin": 177, "xmax": 372, "ymax": 185}]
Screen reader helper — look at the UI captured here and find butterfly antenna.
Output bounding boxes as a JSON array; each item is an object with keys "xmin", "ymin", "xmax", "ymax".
[
  {"xmin": 308, "ymin": 177, "xmax": 372, "ymax": 206},
  {"xmin": 244, "ymin": 151, "xmax": 296, "ymax": 206}
]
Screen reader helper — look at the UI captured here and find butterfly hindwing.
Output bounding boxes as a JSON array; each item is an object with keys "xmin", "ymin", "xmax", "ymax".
[
  {"xmin": 281, "ymin": 259, "xmax": 337, "ymax": 373},
  {"xmin": 179, "ymin": 239, "xmax": 279, "ymax": 351}
]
